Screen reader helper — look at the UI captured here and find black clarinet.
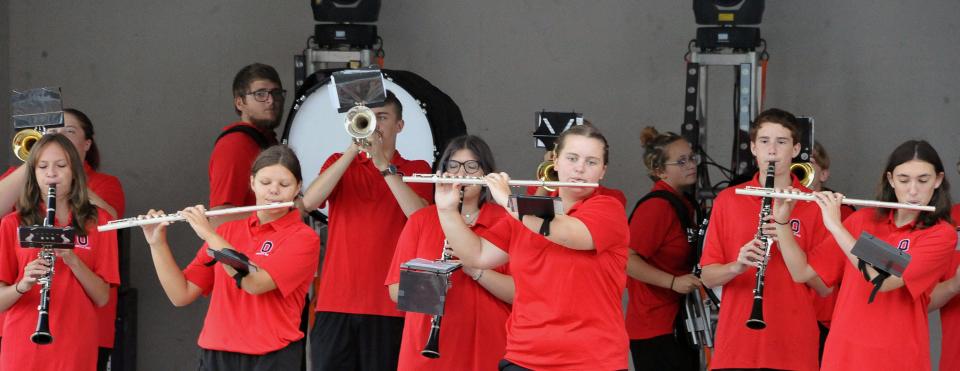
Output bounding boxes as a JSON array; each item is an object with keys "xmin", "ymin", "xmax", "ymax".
[
  {"xmin": 31, "ymin": 186, "xmax": 57, "ymax": 344},
  {"xmin": 421, "ymin": 315, "xmax": 442, "ymax": 358},
  {"xmin": 421, "ymin": 240, "xmax": 455, "ymax": 358},
  {"xmin": 746, "ymin": 161, "xmax": 776, "ymax": 330}
]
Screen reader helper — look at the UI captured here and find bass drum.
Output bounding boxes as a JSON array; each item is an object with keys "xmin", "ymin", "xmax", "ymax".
[{"xmin": 282, "ymin": 69, "xmax": 467, "ymax": 218}]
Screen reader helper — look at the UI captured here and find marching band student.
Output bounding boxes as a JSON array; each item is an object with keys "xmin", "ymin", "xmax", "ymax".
[
  {"xmin": 700, "ymin": 108, "xmax": 829, "ymax": 371},
  {"xmin": 626, "ymin": 127, "xmax": 700, "ymax": 371},
  {"xmin": 1, "ymin": 108, "xmax": 125, "ymax": 217},
  {"xmin": 48, "ymin": 108, "xmax": 125, "ymax": 370},
  {"xmin": 0, "ymin": 108, "xmax": 125, "ymax": 364},
  {"xmin": 926, "ymin": 158, "xmax": 960, "ymax": 371},
  {"xmin": 437, "ymin": 124, "xmax": 631, "ymax": 370},
  {"xmin": 776, "ymin": 139, "xmax": 955, "ymax": 371},
  {"xmin": 208, "ymin": 63, "xmax": 284, "ymax": 226},
  {"xmin": 300, "ymin": 91, "xmax": 432, "ymax": 371},
  {"xmin": 805, "ymin": 141, "xmax": 854, "ymax": 364},
  {"xmin": 0, "ymin": 134, "xmax": 118, "ymax": 371},
  {"xmin": 931, "ymin": 253, "xmax": 960, "ymax": 371},
  {"xmin": 527, "ymin": 121, "xmax": 627, "ymax": 207},
  {"xmin": 140, "ymin": 145, "xmax": 320, "ymax": 370},
  {"xmin": 385, "ymin": 135, "xmax": 514, "ymax": 371}
]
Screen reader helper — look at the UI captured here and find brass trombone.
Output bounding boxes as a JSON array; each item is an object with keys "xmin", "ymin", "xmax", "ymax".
[
  {"xmin": 12, "ymin": 128, "xmax": 43, "ymax": 162},
  {"xmin": 790, "ymin": 162, "xmax": 816, "ymax": 188},
  {"xmin": 535, "ymin": 160, "xmax": 559, "ymax": 192}
]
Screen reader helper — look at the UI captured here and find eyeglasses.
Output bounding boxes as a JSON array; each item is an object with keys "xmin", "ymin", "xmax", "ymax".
[
  {"xmin": 445, "ymin": 160, "xmax": 481, "ymax": 174},
  {"xmin": 245, "ymin": 89, "xmax": 286, "ymax": 103},
  {"xmin": 664, "ymin": 154, "xmax": 700, "ymax": 168}
]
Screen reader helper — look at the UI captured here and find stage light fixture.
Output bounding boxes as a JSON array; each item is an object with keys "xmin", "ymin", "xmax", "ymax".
[
  {"xmin": 693, "ymin": 0, "xmax": 765, "ymax": 50},
  {"xmin": 311, "ymin": 0, "xmax": 381, "ymax": 49}
]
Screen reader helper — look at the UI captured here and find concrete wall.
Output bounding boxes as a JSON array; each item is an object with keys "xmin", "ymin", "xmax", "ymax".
[{"xmin": 4, "ymin": 1, "xmax": 959, "ymax": 369}]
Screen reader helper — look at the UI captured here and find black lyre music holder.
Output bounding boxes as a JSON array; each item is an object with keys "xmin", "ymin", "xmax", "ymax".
[
  {"xmin": 12, "ymin": 87, "xmax": 64, "ymax": 130},
  {"xmin": 398, "ymin": 258, "xmax": 462, "ymax": 316},
  {"xmin": 18, "ymin": 226, "xmax": 75, "ymax": 249},
  {"xmin": 330, "ymin": 67, "xmax": 386, "ymax": 113},
  {"xmin": 851, "ymin": 231, "xmax": 911, "ymax": 303},
  {"xmin": 508, "ymin": 195, "xmax": 564, "ymax": 236},
  {"xmin": 534, "ymin": 110, "xmax": 583, "ymax": 149}
]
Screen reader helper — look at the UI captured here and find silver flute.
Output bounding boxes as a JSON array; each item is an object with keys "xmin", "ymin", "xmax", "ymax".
[
  {"xmin": 97, "ymin": 202, "xmax": 295, "ymax": 232},
  {"xmin": 735, "ymin": 187, "xmax": 935, "ymax": 212},
  {"xmin": 402, "ymin": 174, "xmax": 598, "ymax": 188}
]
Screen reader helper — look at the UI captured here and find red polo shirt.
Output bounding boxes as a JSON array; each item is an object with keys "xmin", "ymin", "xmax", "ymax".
[
  {"xmin": 0, "ymin": 208, "xmax": 119, "ymax": 371},
  {"xmin": 183, "ymin": 209, "xmax": 320, "ymax": 355},
  {"xmin": 525, "ymin": 185, "xmax": 627, "ymax": 207},
  {"xmin": 940, "ymin": 249, "xmax": 960, "ymax": 371},
  {"xmin": 700, "ymin": 175, "xmax": 828, "ymax": 371},
  {"xmin": 83, "ymin": 162, "xmax": 126, "ymax": 349},
  {"xmin": 626, "ymin": 181, "xmax": 695, "ymax": 339},
  {"xmin": 385, "ymin": 202, "xmax": 512, "ymax": 371},
  {"xmin": 812, "ymin": 204, "xmax": 855, "ymax": 329},
  {"xmin": 808, "ymin": 209, "xmax": 955, "ymax": 371},
  {"xmin": 208, "ymin": 122, "xmax": 278, "ymax": 208},
  {"xmin": 0, "ymin": 164, "xmax": 125, "ymax": 347},
  {"xmin": 315, "ymin": 151, "xmax": 432, "ymax": 317},
  {"xmin": 484, "ymin": 192, "xmax": 629, "ymax": 370}
]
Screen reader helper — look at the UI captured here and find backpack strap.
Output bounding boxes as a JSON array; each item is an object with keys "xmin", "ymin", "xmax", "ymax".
[
  {"xmin": 215, "ymin": 125, "xmax": 270, "ymax": 150},
  {"xmin": 629, "ymin": 190, "xmax": 694, "ymax": 231}
]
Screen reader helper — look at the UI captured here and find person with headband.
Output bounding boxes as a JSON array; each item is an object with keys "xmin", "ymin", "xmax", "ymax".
[{"xmin": 625, "ymin": 126, "xmax": 701, "ymax": 371}]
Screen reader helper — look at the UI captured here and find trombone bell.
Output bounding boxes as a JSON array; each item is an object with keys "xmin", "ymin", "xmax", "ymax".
[
  {"xmin": 345, "ymin": 105, "xmax": 377, "ymax": 145},
  {"xmin": 536, "ymin": 160, "xmax": 559, "ymax": 192},
  {"xmin": 13, "ymin": 128, "xmax": 42, "ymax": 162},
  {"xmin": 790, "ymin": 162, "xmax": 816, "ymax": 188}
]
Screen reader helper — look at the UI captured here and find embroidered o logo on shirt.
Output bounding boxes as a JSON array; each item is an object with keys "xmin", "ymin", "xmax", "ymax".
[
  {"xmin": 256, "ymin": 241, "xmax": 274, "ymax": 256},
  {"xmin": 789, "ymin": 219, "xmax": 801, "ymax": 237},
  {"xmin": 75, "ymin": 235, "xmax": 91, "ymax": 250},
  {"xmin": 897, "ymin": 239, "xmax": 910, "ymax": 252}
]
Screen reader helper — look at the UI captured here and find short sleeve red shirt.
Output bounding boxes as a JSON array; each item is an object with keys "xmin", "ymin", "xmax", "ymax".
[
  {"xmin": 208, "ymin": 122, "xmax": 278, "ymax": 208},
  {"xmin": 525, "ymin": 185, "xmax": 627, "ymax": 208},
  {"xmin": 0, "ymin": 209, "xmax": 119, "ymax": 371},
  {"xmin": 811, "ymin": 204, "xmax": 855, "ymax": 328},
  {"xmin": 809, "ymin": 209, "xmax": 956, "ymax": 371},
  {"xmin": 385, "ymin": 203, "xmax": 512, "ymax": 371},
  {"xmin": 625, "ymin": 181, "xmax": 695, "ymax": 339},
  {"xmin": 483, "ymin": 193, "xmax": 629, "ymax": 370},
  {"xmin": 699, "ymin": 175, "xmax": 828, "ymax": 371},
  {"xmin": 315, "ymin": 151, "xmax": 432, "ymax": 317},
  {"xmin": 182, "ymin": 210, "xmax": 320, "ymax": 355},
  {"xmin": 939, "ymin": 249, "xmax": 960, "ymax": 371},
  {"xmin": 83, "ymin": 163, "xmax": 126, "ymax": 348}
]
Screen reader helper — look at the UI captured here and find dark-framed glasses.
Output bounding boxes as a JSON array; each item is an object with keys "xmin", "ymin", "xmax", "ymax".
[
  {"xmin": 664, "ymin": 154, "xmax": 700, "ymax": 168},
  {"xmin": 446, "ymin": 160, "xmax": 481, "ymax": 174},
  {"xmin": 245, "ymin": 88, "xmax": 286, "ymax": 103}
]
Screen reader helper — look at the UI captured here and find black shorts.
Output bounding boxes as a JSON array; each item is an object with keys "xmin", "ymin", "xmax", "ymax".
[
  {"xmin": 629, "ymin": 334, "xmax": 698, "ymax": 371},
  {"xmin": 198, "ymin": 339, "xmax": 304, "ymax": 371},
  {"xmin": 309, "ymin": 311, "xmax": 403, "ymax": 371}
]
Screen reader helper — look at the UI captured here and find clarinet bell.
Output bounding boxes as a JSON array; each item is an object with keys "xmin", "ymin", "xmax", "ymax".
[
  {"xmin": 420, "ymin": 315, "xmax": 442, "ymax": 359},
  {"xmin": 745, "ymin": 298, "xmax": 766, "ymax": 330},
  {"xmin": 31, "ymin": 311, "xmax": 53, "ymax": 345}
]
